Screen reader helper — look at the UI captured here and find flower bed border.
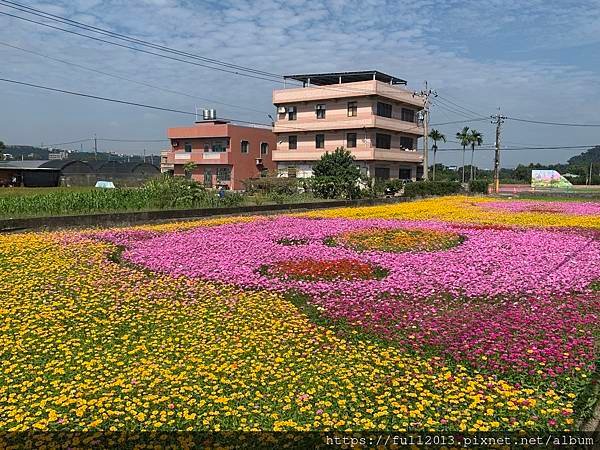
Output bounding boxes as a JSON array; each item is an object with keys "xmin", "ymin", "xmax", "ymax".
[{"xmin": 0, "ymin": 197, "xmax": 413, "ymax": 232}]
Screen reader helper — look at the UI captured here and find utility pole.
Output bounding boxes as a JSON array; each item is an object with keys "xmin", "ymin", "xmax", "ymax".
[
  {"xmin": 589, "ymin": 162, "xmax": 593, "ymax": 185},
  {"xmin": 491, "ymin": 111, "xmax": 506, "ymax": 194},
  {"xmin": 143, "ymin": 148, "xmax": 146, "ymax": 163},
  {"xmin": 415, "ymin": 82, "xmax": 436, "ymax": 181},
  {"xmin": 93, "ymin": 133, "xmax": 98, "ymax": 160}
]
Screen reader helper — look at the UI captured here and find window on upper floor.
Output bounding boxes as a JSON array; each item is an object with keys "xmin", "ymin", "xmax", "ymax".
[
  {"xmin": 347, "ymin": 101, "xmax": 357, "ymax": 117},
  {"xmin": 184, "ymin": 142, "xmax": 192, "ymax": 152},
  {"xmin": 315, "ymin": 134, "xmax": 325, "ymax": 149},
  {"xmin": 316, "ymin": 104, "xmax": 326, "ymax": 119},
  {"xmin": 400, "ymin": 136, "xmax": 414, "ymax": 149},
  {"xmin": 376, "ymin": 133, "xmax": 392, "ymax": 149},
  {"xmin": 203, "ymin": 143, "xmax": 210, "ymax": 152},
  {"xmin": 241, "ymin": 140, "xmax": 249, "ymax": 154},
  {"xmin": 401, "ymin": 108, "xmax": 416, "ymax": 123},
  {"xmin": 288, "ymin": 135, "xmax": 298, "ymax": 150},
  {"xmin": 260, "ymin": 142, "xmax": 269, "ymax": 155},
  {"xmin": 346, "ymin": 132, "xmax": 357, "ymax": 148},
  {"xmin": 288, "ymin": 106, "xmax": 297, "ymax": 120},
  {"xmin": 376, "ymin": 102, "xmax": 392, "ymax": 118}
]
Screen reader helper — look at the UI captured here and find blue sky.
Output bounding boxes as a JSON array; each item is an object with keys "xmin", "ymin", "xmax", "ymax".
[{"xmin": 1, "ymin": 0, "xmax": 600, "ymax": 168}]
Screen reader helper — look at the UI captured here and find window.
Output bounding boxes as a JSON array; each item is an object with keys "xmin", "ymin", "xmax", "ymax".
[
  {"xmin": 399, "ymin": 168, "xmax": 412, "ymax": 179},
  {"xmin": 316, "ymin": 104, "xmax": 326, "ymax": 119},
  {"xmin": 217, "ymin": 167, "xmax": 231, "ymax": 181},
  {"xmin": 288, "ymin": 106, "xmax": 297, "ymax": 120},
  {"xmin": 376, "ymin": 102, "xmax": 392, "ymax": 118},
  {"xmin": 241, "ymin": 140, "xmax": 249, "ymax": 154},
  {"xmin": 212, "ymin": 142, "xmax": 226, "ymax": 152},
  {"xmin": 203, "ymin": 143, "xmax": 210, "ymax": 152},
  {"xmin": 184, "ymin": 142, "xmax": 192, "ymax": 152},
  {"xmin": 401, "ymin": 108, "xmax": 415, "ymax": 123},
  {"xmin": 288, "ymin": 135, "xmax": 298, "ymax": 150},
  {"xmin": 260, "ymin": 142, "xmax": 269, "ymax": 155},
  {"xmin": 315, "ymin": 134, "xmax": 325, "ymax": 149},
  {"xmin": 346, "ymin": 132, "xmax": 357, "ymax": 148},
  {"xmin": 376, "ymin": 133, "xmax": 391, "ymax": 149},
  {"xmin": 374, "ymin": 167, "xmax": 390, "ymax": 180},
  {"xmin": 287, "ymin": 167, "xmax": 297, "ymax": 178},
  {"xmin": 400, "ymin": 136, "xmax": 414, "ymax": 149},
  {"xmin": 347, "ymin": 101, "xmax": 357, "ymax": 117}
]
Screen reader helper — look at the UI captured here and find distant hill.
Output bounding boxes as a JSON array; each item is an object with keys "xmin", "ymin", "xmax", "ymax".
[{"xmin": 567, "ymin": 146, "xmax": 600, "ymax": 165}]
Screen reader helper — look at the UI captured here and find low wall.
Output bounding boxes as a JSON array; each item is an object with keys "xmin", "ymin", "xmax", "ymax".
[{"xmin": 0, "ymin": 197, "xmax": 409, "ymax": 232}]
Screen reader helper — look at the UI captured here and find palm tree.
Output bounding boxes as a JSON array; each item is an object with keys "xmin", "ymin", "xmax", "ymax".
[
  {"xmin": 468, "ymin": 129, "xmax": 483, "ymax": 181},
  {"xmin": 456, "ymin": 126, "xmax": 470, "ymax": 183},
  {"xmin": 428, "ymin": 129, "xmax": 446, "ymax": 181}
]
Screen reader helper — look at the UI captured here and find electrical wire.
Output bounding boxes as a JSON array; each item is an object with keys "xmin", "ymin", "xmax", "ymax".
[
  {"xmin": 0, "ymin": 0, "xmax": 283, "ymax": 80},
  {"xmin": 505, "ymin": 116, "xmax": 600, "ymax": 127},
  {"xmin": 435, "ymin": 93, "xmax": 487, "ymax": 117},
  {"xmin": 0, "ymin": 11, "xmax": 286, "ymax": 85},
  {"xmin": 0, "ymin": 41, "xmax": 273, "ymax": 115}
]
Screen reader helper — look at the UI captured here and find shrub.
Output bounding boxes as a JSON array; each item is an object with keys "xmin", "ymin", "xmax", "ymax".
[
  {"xmin": 469, "ymin": 179, "xmax": 490, "ymax": 194},
  {"xmin": 310, "ymin": 176, "xmax": 360, "ymax": 199},
  {"xmin": 242, "ymin": 177, "xmax": 298, "ymax": 195},
  {"xmin": 312, "ymin": 148, "xmax": 361, "ymax": 199},
  {"xmin": 402, "ymin": 181, "xmax": 463, "ymax": 198}
]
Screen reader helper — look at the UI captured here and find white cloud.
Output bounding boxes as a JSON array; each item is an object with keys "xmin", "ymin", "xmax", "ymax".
[{"xmin": 0, "ymin": 0, "xmax": 599, "ymax": 165}]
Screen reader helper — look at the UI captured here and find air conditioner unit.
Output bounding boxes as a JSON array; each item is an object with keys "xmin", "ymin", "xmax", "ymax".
[
  {"xmin": 255, "ymin": 158, "xmax": 263, "ymax": 165},
  {"xmin": 277, "ymin": 106, "xmax": 287, "ymax": 114},
  {"xmin": 172, "ymin": 140, "xmax": 179, "ymax": 147}
]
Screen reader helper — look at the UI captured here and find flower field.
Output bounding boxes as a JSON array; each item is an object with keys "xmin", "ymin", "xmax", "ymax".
[{"xmin": 0, "ymin": 196, "xmax": 598, "ymax": 436}]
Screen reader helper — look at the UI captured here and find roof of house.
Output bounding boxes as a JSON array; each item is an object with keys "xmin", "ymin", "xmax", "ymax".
[
  {"xmin": 0, "ymin": 160, "xmax": 59, "ymax": 170},
  {"xmin": 283, "ymin": 70, "xmax": 407, "ymax": 86}
]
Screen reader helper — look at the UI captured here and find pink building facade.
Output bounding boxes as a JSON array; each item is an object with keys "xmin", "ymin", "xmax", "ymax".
[
  {"xmin": 272, "ymin": 71, "xmax": 425, "ymax": 180},
  {"xmin": 162, "ymin": 120, "xmax": 276, "ymax": 190}
]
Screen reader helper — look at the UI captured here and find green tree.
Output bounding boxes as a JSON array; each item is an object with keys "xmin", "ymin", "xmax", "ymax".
[
  {"xmin": 312, "ymin": 147, "xmax": 361, "ymax": 199},
  {"xmin": 0, "ymin": 141, "xmax": 4, "ymax": 161},
  {"xmin": 428, "ymin": 129, "xmax": 446, "ymax": 181},
  {"xmin": 467, "ymin": 129, "xmax": 483, "ymax": 181},
  {"xmin": 456, "ymin": 126, "xmax": 470, "ymax": 184},
  {"xmin": 183, "ymin": 162, "xmax": 197, "ymax": 179}
]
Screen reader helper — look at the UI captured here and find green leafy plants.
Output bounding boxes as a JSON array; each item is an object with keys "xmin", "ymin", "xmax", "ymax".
[{"xmin": 402, "ymin": 181, "xmax": 463, "ymax": 198}]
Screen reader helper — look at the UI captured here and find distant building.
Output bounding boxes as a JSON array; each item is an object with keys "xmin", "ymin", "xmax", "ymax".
[
  {"xmin": 48, "ymin": 150, "xmax": 68, "ymax": 160},
  {"xmin": 162, "ymin": 117, "xmax": 276, "ymax": 190},
  {"xmin": 0, "ymin": 159, "xmax": 159, "ymax": 187},
  {"xmin": 272, "ymin": 71, "xmax": 425, "ymax": 180}
]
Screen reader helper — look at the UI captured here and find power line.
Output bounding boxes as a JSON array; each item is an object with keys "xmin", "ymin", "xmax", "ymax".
[
  {"xmin": 0, "ymin": 41, "xmax": 272, "ymax": 115},
  {"xmin": 435, "ymin": 145, "xmax": 597, "ymax": 152},
  {"xmin": 430, "ymin": 117, "xmax": 489, "ymax": 126},
  {"xmin": 45, "ymin": 138, "xmax": 92, "ymax": 146},
  {"xmin": 0, "ymin": 0, "xmax": 283, "ymax": 80},
  {"xmin": 0, "ymin": 77, "xmax": 199, "ymax": 115},
  {"xmin": 432, "ymin": 97, "xmax": 480, "ymax": 119},
  {"xmin": 0, "ymin": 2, "xmax": 433, "ymax": 101},
  {"xmin": 435, "ymin": 93, "xmax": 487, "ymax": 117},
  {"xmin": 0, "ymin": 77, "xmax": 281, "ymax": 129},
  {"xmin": 0, "ymin": 10, "xmax": 285, "ymax": 85},
  {"xmin": 505, "ymin": 116, "xmax": 600, "ymax": 127}
]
